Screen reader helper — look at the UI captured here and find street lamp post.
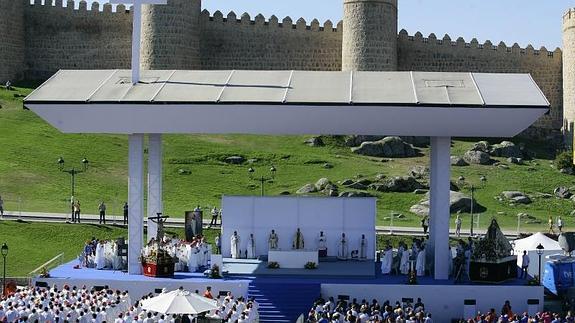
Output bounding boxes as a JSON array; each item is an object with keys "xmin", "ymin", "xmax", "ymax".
[
  {"xmin": 1, "ymin": 243, "xmax": 8, "ymax": 296},
  {"xmin": 536, "ymin": 243, "xmax": 544, "ymax": 285},
  {"xmin": 457, "ymin": 176, "xmax": 485, "ymax": 237},
  {"xmin": 248, "ymin": 166, "xmax": 276, "ymax": 196},
  {"xmin": 57, "ymin": 157, "xmax": 89, "ymax": 221}
]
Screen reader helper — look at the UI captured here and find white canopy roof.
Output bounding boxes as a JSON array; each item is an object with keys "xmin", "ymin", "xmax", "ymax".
[
  {"xmin": 24, "ymin": 70, "xmax": 549, "ymax": 135},
  {"xmin": 513, "ymin": 232, "xmax": 562, "ymax": 252}
]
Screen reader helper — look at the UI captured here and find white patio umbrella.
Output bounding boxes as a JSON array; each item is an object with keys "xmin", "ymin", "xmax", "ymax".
[{"xmin": 141, "ymin": 289, "xmax": 218, "ymax": 315}]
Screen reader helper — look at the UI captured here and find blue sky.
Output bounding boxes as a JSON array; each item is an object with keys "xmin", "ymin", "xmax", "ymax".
[{"xmin": 202, "ymin": 0, "xmax": 572, "ymax": 50}]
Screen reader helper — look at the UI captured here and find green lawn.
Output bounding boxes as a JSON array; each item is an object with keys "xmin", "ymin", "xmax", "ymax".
[{"xmin": 0, "ymin": 84, "xmax": 574, "ymax": 234}]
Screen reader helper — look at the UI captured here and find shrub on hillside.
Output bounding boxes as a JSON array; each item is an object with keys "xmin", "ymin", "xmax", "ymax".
[{"xmin": 555, "ymin": 151, "xmax": 574, "ymax": 170}]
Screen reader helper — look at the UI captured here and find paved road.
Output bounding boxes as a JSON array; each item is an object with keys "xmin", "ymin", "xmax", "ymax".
[{"xmin": 1, "ymin": 210, "xmax": 530, "ymax": 238}]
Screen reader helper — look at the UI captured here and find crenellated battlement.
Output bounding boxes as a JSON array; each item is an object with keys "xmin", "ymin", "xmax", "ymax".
[
  {"xmin": 28, "ymin": 0, "xmax": 130, "ymax": 15},
  {"xmin": 398, "ymin": 29, "xmax": 562, "ymax": 60},
  {"xmin": 200, "ymin": 9, "xmax": 343, "ymax": 33}
]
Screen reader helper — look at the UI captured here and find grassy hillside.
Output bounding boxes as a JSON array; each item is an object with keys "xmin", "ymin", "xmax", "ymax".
[{"xmin": 0, "ymin": 84, "xmax": 573, "ymax": 232}]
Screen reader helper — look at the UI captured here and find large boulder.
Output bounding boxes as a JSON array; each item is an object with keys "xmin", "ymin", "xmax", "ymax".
[
  {"xmin": 463, "ymin": 150, "xmax": 491, "ymax": 165},
  {"xmin": 554, "ymin": 186, "xmax": 573, "ymax": 199},
  {"xmin": 371, "ymin": 176, "xmax": 425, "ymax": 192},
  {"xmin": 451, "ymin": 156, "xmax": 469, "ymax": 166},
  {"xmin": 304, "ymin": 136, "xmax": 324, "ymax": 147},
  {"xmin": 490, "ymin": 141, "xmax": 522, "ymax": 158},
  {"xmin": 471, "ymin": 141, "xmax": 491, "ymax": 153},
  {"xmin": 501, "ymin": 191, "xmax": 531, "ymax": 204},
  {"xmin": 400, "ymin": 136, "xmax": 430, "ymax": 148},
  {"xmin": 296, "ymin": 184, "xmax": 317, "ymax": 194},
  {"xmin": 224, "ymin": 156, "xmax": 245, "ymax": 164},
  {"xmin": 314, "ymin": 178, "xmax": 332, "ymax": 191},
  {"xmin": 409, "ymin": 191, "xmax": 484, "ymax": 216},
  {"xmin": 501, "ymin": 191, "xmax": 526, "ymax": 199},
  {"xmin": 339, "ymin": 191, "xmax": 373, "ymax": 198},
  {"xmin": 345, "ymin": 135, "xmax": 385, "ymax": 147},
  {"xmin": 351, "ymin": 137, "xmax": 417, "ymax": 158},
  {"xmin": 408, "ymin": 166, "xmax": 429, "ymax": 179},
  {"xmin": 345, "ymin": 181, "xmax": 369, "ymax": 190}
]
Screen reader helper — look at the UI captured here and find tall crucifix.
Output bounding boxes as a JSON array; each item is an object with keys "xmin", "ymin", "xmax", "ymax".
[{"xmin": 110, "ymin": 0, "xmax": 167, "ymax": 84}]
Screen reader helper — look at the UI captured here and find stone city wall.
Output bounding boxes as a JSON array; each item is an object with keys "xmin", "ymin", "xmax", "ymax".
[
  {"xmin": 199, "ymin": 10, "xmax": 342, "ymax": 71},
  {"xmin": 0, "ymin": 0, "xmax": 26, "ymax": 83},
  {"xmin": 24, "ymin": 0, "xmax": 132, "ymax": 80},
  {"xmin": 398, "ymin": 30, "xmax": 563, "ymax": 130}
]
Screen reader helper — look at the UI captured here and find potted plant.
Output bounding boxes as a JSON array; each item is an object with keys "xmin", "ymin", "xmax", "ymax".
[
  {"xmin": 304, "ymin": 262, "xmax": 317, "ymax": 269},
  {"xmin": 210, "ymin": 264, "xmax": 222, "ymax": 279},
  {"xmin": 267, "ymin": 261, "xmax": 280, "ymax": 269}
]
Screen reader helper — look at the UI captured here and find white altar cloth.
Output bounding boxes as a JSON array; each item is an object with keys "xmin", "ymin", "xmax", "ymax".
[{"xmin": 268, "ymin": 250, "xmax": 319, "ymax": 269}]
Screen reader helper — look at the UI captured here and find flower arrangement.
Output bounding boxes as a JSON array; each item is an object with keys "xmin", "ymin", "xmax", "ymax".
[
  {"xmin": 407, "ymin": 270, "xmax": 417, "ymax": 285},
  {"xmin": 267, "ymin": 261, "xmax": 280, "ymax": 269},
  {"xmin": 527, "ymin": 275, "xmax": 540, "ymax": 286},
  {"xmin": 210, "ymin": 264, "xmax": 222, "ymax": 279},
  {"xmin": 304, "ymin": 262, "xmax": 317, "ymax": 269},
  {"xmin": 39, "ymin": 267, "xmax": 50, "ymax": 278}
]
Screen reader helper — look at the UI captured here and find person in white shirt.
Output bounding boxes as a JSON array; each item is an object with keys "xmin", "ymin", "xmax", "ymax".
[
  {"xmin": 521, "ymin": 250, "xmax": 530, "ymax": 279},
  {"xmin": 558, "ymin": 216, "xmax": 564, "ymax": 232},
  {"xmin": 455, "ymin": 215, "xmax": 462, "ymax": 237}
]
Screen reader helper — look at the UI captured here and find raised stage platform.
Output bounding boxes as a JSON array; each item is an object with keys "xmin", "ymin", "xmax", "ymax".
[{"xmin": 36, "ymin": 260, "xmax": 543, "ymax": 323}]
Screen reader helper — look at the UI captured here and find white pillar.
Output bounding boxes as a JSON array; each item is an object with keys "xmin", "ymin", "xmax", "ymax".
[
  {"xmin": 429, "ymin": 136, "xmax": 451, "ymax": 280},
  {"xmin": 128, "ymin": 134, "xmax": 145, "ymax": 275},
  {"xmin": 147, "ymin": 134, "xmax": 162, "ymax": 241}
]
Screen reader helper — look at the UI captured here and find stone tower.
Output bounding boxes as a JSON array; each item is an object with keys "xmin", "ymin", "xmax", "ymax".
[
  {"xmin": 0, "ymin": 0, "xmax": 25, "ymax": 83},
  {"xmin": 141, "ymin": 0, "xmax": 202, "ymax": 70},
  {"xmin": 342, "ymin": 0, "xmax": 398, "ymax": 71},
  {"xmin": 563, "ymin": 8, "xmax": 575, "ymax": 147}
]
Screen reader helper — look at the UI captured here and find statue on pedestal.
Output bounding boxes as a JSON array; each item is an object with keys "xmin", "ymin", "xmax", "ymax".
[
  {"xmin": 230, "ymin": 231, "xmax": 240, "ymax": 259},
  {"xmin": 317, "ymin": 231, "xmax": 327, "ymax": 257},
  {"xmin": 359, "ymin": 234, "xmax": 368, "ymax": 260},
  {"xmin": 337, "ymin": 233, "xmax": 348, "ymax": 260},
  {"xmin": 268, "ymin": 229, "xmax": 279, "ymax": 250},
  {"xmin": 247, "ymin": 233, "xmax": 256, "ymax": 259},
  {"xmin": 293, "ymin": 228, "xmax": 305, "ymax": 250}
]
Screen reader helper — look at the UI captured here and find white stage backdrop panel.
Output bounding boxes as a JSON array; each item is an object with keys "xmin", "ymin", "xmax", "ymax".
[{"xmin": 221, "ymin": 196, "xmax": 376, "ymax": 259}]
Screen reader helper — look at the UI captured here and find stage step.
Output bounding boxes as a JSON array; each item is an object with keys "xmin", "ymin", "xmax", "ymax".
[{"xmin": 248, "ymin": 281, "xmax": 320, "ymax": 323}]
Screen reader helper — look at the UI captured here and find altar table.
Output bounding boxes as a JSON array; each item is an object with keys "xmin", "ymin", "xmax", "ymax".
[{"xmin": 268, "ymin": 250, "xmax": 319, "ymax": 269}]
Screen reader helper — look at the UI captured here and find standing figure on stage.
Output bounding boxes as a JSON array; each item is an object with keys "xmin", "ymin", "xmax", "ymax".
[
  {"xmin": 293, "ymin": 228, "xmax": 305, "ymax": 250},
  {"xmin": 400, "ymin": 242, "xmax": 410, "ymax": 275},
  {"xmin": 247, "ymin": 234, "xmax": 256, "ymax": 259},
  {"xmin": 268, "ymin": 230, "xmax": 279, "ymax": 250},
  {"xmin": 95, "ymin": 240, "xmax": 106, "ymax": 270},
  {"xmin": 231, "ymin": 231, "xmax": 241, "ymax": 259},
  {"xmin": 359, "ymin": 234, "xmax": 368, "ymax": 260},
  {"xmin": 215, "ymin": 233, "xmax": 221, "ymax": 254},
  {"xmin": 317, "ymin": 231, "xmax": 327, "ymax": 257},
  {"xmin": 381, "ymin": 243, "xmax": 393, "ymax": 274},
  {"xmin": 337, "ymin": 233, "xmax": 348, "ymax": 260},
  {"xmin": 416, "ymin": 246, "xmax": 426, "ymax": 276}
]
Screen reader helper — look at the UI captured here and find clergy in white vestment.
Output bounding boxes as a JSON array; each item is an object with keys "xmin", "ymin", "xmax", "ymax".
[
  {"xmin": 400, "ymin": 244, "xmax": 410, "ymax": 275},
  {"xmin": 380, "ymin": 245, "xmax": 393, "ymax": 274},
  {"xmin": 231, "ymin": 231, "xmax": 241, "ymax": 259},
  {"xmin": 247, "ymin": 234, "xmax": 256, "ymax": 259},
  {"xmin": 416, "ymin": 247, "xmax": 426, "ymax": 276},
  {"xmin": 359, "ymin": 234, "xmax": 368, "ymax": 260},
  {"xmin": 292, "ymin": 228, "xmax": 304, "ymax": 250},
  {"xmin": 268, "ymin": 230, "xmax": 278, "ymax": 250},
  {"xmin": 337, "ymin": 233, "xmax": 348, "ymax": 260},
  {"xmin": 95, "ymin": 241, "xmax": 106, "ymax": 270},
  {"xmin": 187, "ymin": 245, "xmax": 199, "ymax": 272}
]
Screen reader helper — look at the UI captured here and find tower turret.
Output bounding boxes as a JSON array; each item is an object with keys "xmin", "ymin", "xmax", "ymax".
[
  {"xmin": 563, "ymin": 9, "xmax": 575, "ymax": 147},
  {"xmin": 0, "ymin": 0, "xmax": 25, "ymax": 82},
  {"xmin": 141, "ymin": 0, "xmax": 201, "ymax": 70},
  {"xmin": 342, "ymin": 0, "xmax": 398, "ymax": 71}
]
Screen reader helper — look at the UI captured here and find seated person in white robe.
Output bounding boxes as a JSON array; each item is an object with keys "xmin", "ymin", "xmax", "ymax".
[
  {"xmin": 247, "ymin": 234, "xmax": 256, "ymax": 259},
  {"xmin": 380, "ymin": 244, "xmax": 393, "ymax": 274},
  {"xmin": 416, "ymin": 247, "xmax": 426, "ymax": 276}
]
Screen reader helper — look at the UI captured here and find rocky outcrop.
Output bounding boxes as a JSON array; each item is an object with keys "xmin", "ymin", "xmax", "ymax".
[
  {"xmin": 351, "ymin": 137, "xmax": 417, "ymax": 158},
  {"xmin": 369, "ymin": 176, "xmax": 425, "ymax": 192},
  {"xmin": 296, "ymin": 184, "xmax": 316, "ymax": 194},
  {"xmin": 304, "ymin": 136, "xmax": 324, "ymax": 147},
  {"xmin": 463, "ymin": 150, "xmax": 491, "ymax": 165},
  {"xmin": 409, "ymin": 191, "xmax": 484, "ymax": 216},
  {"xmin": 450, "ymin": 156, "xmax": 468, "ymax": 166},
  {"xmin": 490, "ymin": 141, "xmax": 522, "ymax": 158}
]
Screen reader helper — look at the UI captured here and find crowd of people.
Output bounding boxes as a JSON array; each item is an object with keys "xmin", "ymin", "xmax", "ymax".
[
  {"xmin": 141, "ymin": 234, "xmax": 212, "ymax": 273},
  {"xmin": 0, "ymin": 284, "xmax": 259, "ymax": 323},
  {"xmin": 0, "ymin": 284, "xmax": 131, "ymax": 322},
  {"xmin": 306, "ymin": 296, "xmax": 432, "ymax": 322}
]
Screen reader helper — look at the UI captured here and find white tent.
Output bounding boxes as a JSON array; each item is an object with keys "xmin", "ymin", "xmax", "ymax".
[
  {"xmin": 141, "ymin": 289, "xmax": 218, "ymax": 315},
  {"xmin": 513, "ymin": 232, "xmax": 562, "ymax": 277}
]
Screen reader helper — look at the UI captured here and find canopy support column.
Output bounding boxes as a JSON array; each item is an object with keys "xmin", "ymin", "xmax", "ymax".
[
  {"xmin": 147, "ymin": 134, "xmax": 162, "ymax": 241},
  {"xmin": 128, "ymin": 134, "xmax": 145, "ymax": 275},
  {"xmin": 429, "ymin": 136, "xmax": 451, "ymax": 280}
]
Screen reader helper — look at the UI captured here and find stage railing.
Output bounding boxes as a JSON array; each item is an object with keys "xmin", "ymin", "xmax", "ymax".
[{"xmin": 28, "ymin": 252, "xmax": 65, "ymax": 285}]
